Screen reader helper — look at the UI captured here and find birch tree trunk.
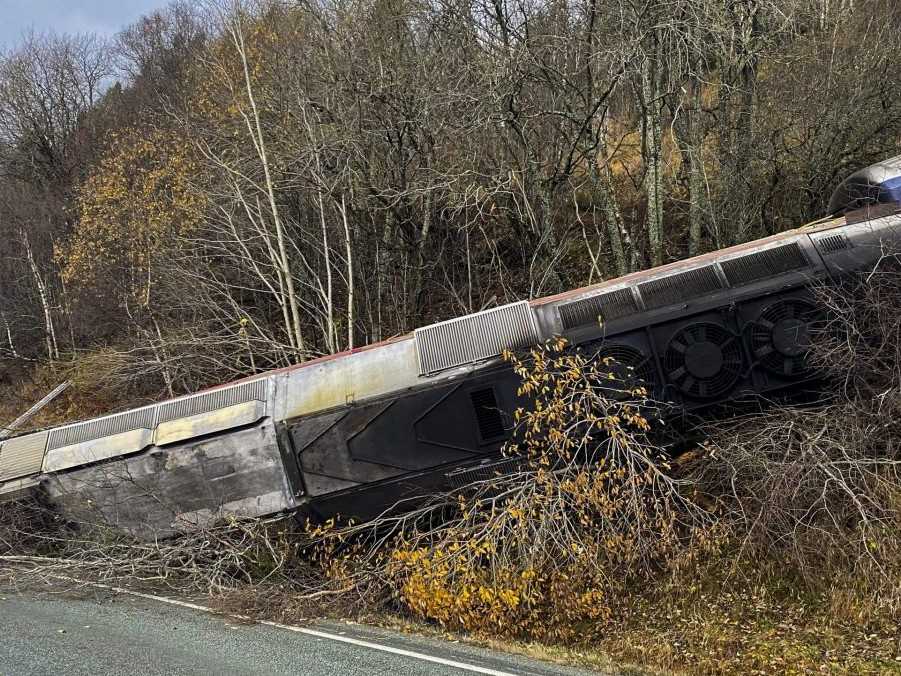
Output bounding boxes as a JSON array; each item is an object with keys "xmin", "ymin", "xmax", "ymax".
[
  {"xmin": 228, "ymin": 15, "xmax": 305, "ymax": 355},
  {"xmin": 339, "ymin": 194, "xmax": 354, "ymax": 350},
  {"xmin": 150, "ymin": 313, "xmax": 176, "ymax": 398},
  {"xmin": 317, "ymin": 185, "xmax": 336, "ymax": 354},
  {"xmin": 408, "ymin": 193, "xmax": 432, "ymax": 328},
  {"xmin": 641, "ymin": 33, "xmax": 665, "ymax": 267},
  {"xmin": 22, "ymin": 231, "xmax": 59, "ymax": 361},
  {"xmin": 717, "ymin": 0, "xmax": 762, "ymax": 246},
  {"xmin": 0, "ymin": 309, "xmax": 19, "ymax": 359},
  {"xmin": 590, "ymin": 155, "xmax": 635, "ymax": 276}
]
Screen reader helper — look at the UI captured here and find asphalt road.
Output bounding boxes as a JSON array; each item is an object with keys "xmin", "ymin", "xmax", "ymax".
[{"xmin": 0, "ymin": 588, "xmax": 604, "ymax": 676}]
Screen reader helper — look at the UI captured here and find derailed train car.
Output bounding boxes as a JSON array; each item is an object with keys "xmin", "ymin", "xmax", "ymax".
[{"xmin": 2, "ymin": 157, "xmax": 901, "ymax": 537}]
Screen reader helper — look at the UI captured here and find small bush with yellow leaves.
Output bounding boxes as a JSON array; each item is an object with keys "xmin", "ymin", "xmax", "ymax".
[{"xmin": 312, "ymin": 338, "xmax": 715, "ymax": 641}]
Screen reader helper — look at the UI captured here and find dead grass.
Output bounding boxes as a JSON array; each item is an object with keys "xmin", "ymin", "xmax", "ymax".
[{"xmin": 599, "ymin": 575, "xmax": 901, "ymax": 675}]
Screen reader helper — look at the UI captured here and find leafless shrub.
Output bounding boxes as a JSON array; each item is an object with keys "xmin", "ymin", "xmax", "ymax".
[
  {"xmin": 812, "ymin": 251, "xmax": 901, "ymax": 400},
  {"xmin": 689, "ymin": 256, "xmax": 901, "ymax": 587},
  {"xmin": 690, "ymin": 405, "xmax": 901, "ymax": 574},
  {"xmin": 0, "ymin": 496, "xmax": 317, "ymax": 595},
  {"xmin": 0, "ymin": 495, "xmax": 72, "ymax": 557}
]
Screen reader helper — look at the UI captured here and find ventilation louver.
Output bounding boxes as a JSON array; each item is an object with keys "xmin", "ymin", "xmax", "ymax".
[
  {"xmin": 663, "ymin": 323, "xmax": 743, "ymax": 399},
  {"xmin": 749, "ymin": 299, "xmax": 823, "ymax": 377},
  {"xmin": 558, "ymin": 288, "xmax": 637, "ymax": 330},
  {"xmin": 814, "ymin": 234, "xmax": 850, "ymax": 255},
  {"xmin": 638, "ymin": 266, "xmax": 723, "ymax": 310},
  {"xmin": 156, "ymin": 379, "xmax": 267, "ymax": 424},
  {"xmin": 415, "ymin": 301, "xmax": 539, "ymax": 376},
  {"xmin": 469, "ymin": 388, "xmax": 506, "ymax": 442},
  {"xmin": 0, "ymin": 431, "xmax": 48, "ymax": 481},
  {"xmin": 720, "ymin": 243, "xmax": 809, "ymax": 286},
  {"xmin": 446, "ymin": 457, "xmax": 522, "ymax": 490},
  {"xmin": 47, "ymin": 407, "xmax": 156, "ymax": 451}
]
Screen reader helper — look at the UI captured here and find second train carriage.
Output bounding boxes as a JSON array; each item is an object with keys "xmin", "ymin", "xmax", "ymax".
[{"xmin": 2, "ymin": 157, "xmax": 901, "ymax": 536}]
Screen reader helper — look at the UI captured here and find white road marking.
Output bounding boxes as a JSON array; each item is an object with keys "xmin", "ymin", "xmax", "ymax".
[
  {"xmin": 27, "ymin": 575, "xmax": 519, "ymax": 676},
  {"xmin": 263, "ymin": 621, "xmax": 519, "ymax": 676}
]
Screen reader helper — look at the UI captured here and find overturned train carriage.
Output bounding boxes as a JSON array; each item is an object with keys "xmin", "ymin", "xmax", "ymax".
[{"xmin": 3, "ymin": 158, "xmax": 901, "ymax": 537}]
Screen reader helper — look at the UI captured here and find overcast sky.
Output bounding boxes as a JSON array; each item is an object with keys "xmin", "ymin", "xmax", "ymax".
[{"xmin": 1, "ymin": 0, "xmax": 165, "ymax": 49}]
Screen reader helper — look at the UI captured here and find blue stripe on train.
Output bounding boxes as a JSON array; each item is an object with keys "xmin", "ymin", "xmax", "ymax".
[{"xmin": 878, "ymin": 175, "xmax": 901, "ymax": 202}]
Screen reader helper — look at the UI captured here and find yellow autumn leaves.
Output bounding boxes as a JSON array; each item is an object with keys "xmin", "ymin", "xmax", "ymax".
[
  {"xmin": 311, "ymin": 338, "xmax": 702, "ymax": 642},
  {"xmin": 58, "ymin": 127, "xmax": 204, "ymax": 303}
]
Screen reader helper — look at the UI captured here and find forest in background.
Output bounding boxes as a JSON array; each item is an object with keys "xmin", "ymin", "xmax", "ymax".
[{"xmin": 1, "ymin": 0, "xmax": 900, "ymax": 418}]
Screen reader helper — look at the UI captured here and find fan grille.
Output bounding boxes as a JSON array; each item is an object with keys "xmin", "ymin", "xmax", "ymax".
[
  {"xmin": 663, "ymin": 322, "xmax": 743, "ymax": 399},
  {"xmin": 595, "ymin": 344, "xmax": 656, "ymax": 395},
  {"xmin": 749, "ymin": 299, "xmax": 822, "ymax": 377}
]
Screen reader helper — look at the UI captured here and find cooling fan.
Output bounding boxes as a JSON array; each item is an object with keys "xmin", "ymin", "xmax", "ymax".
[
  {"xmin": 596, "ymin": 344, "xmax": 656, "ymax": 388},
  {"xmin": 663, "ymin": 322, "xmax": 743, "ymax": 399},
  {"xmin": 749, "ymin": 299, "xmax": 823, "ymax": 377}
]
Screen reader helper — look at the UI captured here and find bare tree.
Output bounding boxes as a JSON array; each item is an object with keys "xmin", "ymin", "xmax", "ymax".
[{"xmin": 0, "ymin": 31, "xmax": 112, "ymax": 184}]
